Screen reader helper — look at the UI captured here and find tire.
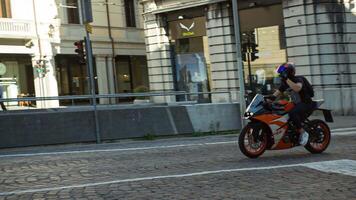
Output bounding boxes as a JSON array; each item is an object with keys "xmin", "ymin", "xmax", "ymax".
[
  {"xmin": 304, "ymin": 119, "xmax": 331, "ymax": 154},
  {"xmin": 238, "ymin": 122, "xmax": 268, "ymax": 158}
]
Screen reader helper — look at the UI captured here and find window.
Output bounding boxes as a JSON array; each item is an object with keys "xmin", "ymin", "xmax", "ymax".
[
  {"xmin": 0, "ymin": 0, "xmax": 11, "ymax": 18},
  {"xmin": 67, "ymin": 0, "xmax": 80, "ymax": 24},
  {"xmin": 124, "ymin": 0, "xmax": 136, "ymax": 27}
]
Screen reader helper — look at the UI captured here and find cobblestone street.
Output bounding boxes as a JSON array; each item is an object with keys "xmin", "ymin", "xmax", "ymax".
[{"xmin": 0, "ymin": 130, "xmax": 355, "ymax": 199}]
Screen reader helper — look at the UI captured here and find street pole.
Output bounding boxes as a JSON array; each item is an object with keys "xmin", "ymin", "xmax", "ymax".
[
  {"xmin": 232, "ymin": 0, "xmax": 246, "ymax": 127},
  {"xmin": 80, "ymin": 0, "xmax": 101, "ymax": 143},
  {"xmin": 247, "ymin": 40, "xmax": 253, "ymax": 92}
]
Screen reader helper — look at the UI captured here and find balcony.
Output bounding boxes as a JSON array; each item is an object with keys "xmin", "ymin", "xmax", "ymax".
[{"xmin": 0, "ymin": 18, "xmax": 35, "ymax": 39}]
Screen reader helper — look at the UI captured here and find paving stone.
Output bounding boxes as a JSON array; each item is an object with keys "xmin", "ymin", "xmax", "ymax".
[{"xmin": 0, "ymin": 135, "xmax": 355, "ymax": 199}]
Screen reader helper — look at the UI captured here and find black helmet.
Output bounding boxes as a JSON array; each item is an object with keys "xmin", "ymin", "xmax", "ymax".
[{"xmin": 276, "ymin": 62, "xmax": 296, "ymax": 77}]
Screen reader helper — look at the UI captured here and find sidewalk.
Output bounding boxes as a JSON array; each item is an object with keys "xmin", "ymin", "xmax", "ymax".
[{"xmin": 311, "ymin": 115, "xmax": 356, "ymax": 130}]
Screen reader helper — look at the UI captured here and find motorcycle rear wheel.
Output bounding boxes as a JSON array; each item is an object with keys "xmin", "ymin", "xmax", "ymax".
[
  {"xmin": 238, "ymin": 122, "xmax": 268, "ymax": 158},
  {"xmin": 305, "ymin": 119, "xmax": 331, "ymax": 154}
]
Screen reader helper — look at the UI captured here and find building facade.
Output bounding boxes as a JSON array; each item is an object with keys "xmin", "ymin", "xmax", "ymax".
[
  {"xmin": 0, "ymin": 0, "xmax": 148, "ymax": 108},
  {"xmin": 140, "ymin": 0, "xmax": 356, "ymax": 114}
]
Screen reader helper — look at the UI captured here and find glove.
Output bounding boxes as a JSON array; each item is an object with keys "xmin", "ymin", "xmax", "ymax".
[
  {"xmin": 280, "ymin": 71, "xmax": 288, "ymax": 81},
  {"xmin": 264, "ymin": 95, "xmax": 276, "ymax": 103}
]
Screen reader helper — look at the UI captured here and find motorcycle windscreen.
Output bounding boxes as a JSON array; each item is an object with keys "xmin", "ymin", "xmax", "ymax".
[{"xmin": 246, "ymin": 94, "xmax": 265, "ymax": 114}]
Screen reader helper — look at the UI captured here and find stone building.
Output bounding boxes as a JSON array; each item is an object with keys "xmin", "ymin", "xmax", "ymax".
[
  {"xmin": 0, "ymin": 0, "xmax": 148, "ymax": 108},
  {"xmin": 140, "ymin": 0, "xmax": 356, "ymax": 114}
]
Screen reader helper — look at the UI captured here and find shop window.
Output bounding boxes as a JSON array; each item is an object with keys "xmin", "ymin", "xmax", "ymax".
[
  {"xmin": 116, "ymin": 56, "xmax": 132, "ymax": 93},
  {"xmin": 55, "ymin": 55, "xmax": 98, "ymax": 98},
  {"xmin": 239, "ymin": 4, "xmax": 287, "ymax": 95},
  {"xmin": 115, "ymin": 56, "xmax": 149, "ymax": 102},
  {"xmin": 174, "ymin": 37, "xmax": 210, "ymax": 103},
  {"xmin": 0, "ymin": 0, "xmax": 11, "ymax": 18},
  {"xmin": 168, "ymin": 16, "xmax": 211, "ymax": 103},
  {"xmin": 0, "ymin": 56, "xmax": 34, "ymax": 107},
  {"xmin": 124, "ymin": 0, "xmax": 136, "ymax": 27},
  {"xmin": 67, "ymin": 0, "xmax": 80, "ymax": 24}
]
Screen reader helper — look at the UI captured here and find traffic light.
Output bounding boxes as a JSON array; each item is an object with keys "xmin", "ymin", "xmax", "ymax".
[
  {"xmin": 74, "ymin": 40, "xmax": 86, "ymax": 64},
  {"xmin": 250, "ymin": 43, "xmax": 259, "ymax": 61},
  {"xmin": 241, "ymin": 43, "xmax": 248, "ymax": 62}
]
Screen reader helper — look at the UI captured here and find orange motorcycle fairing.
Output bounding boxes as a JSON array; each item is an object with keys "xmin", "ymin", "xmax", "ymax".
[{"xmin": 253, "ymin": 113, "xmax": 294, "ymax": 150}]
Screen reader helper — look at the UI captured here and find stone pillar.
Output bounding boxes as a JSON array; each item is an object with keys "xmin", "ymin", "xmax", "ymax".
[
  {"xmin": 283, "ymin": 0, "xmax": 356, "ymax": 114},
  {"xmin": 206, "ymin": 3, "xmax": 240, "ymax": 103},
  {"xmin": 32, "ymin": 56, "xmax": 59, "ymax": 108},
  {"xmin": 143, "ymin": 1, "xmax": 175, "ymax": 103},
  {"xmin": 95, "ymin": 55, "xmax": 110, "ymax": 104}
]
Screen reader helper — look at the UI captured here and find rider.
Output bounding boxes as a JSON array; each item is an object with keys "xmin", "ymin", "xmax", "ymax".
[{"xmin": 267, "ymin": 62, "xmax": 314, "ymax": 146}]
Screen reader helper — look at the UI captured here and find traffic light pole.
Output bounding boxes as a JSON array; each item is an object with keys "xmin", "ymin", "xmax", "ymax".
[
  {"xmin": 232, "ymin": 0, "xmax": 246, "ymax": 127},
  {"xmin": 247, "ymin": 40, "xmax": 253, "ymax": 92},
  {"xmin": 80, "ymin": 0, "xmax": 101, "ymax": 144}
]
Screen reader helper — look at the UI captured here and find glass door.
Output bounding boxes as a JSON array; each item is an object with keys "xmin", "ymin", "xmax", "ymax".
[{"xmin": 174, "ymin": 37, "xmax": 210, "ymax": 103}]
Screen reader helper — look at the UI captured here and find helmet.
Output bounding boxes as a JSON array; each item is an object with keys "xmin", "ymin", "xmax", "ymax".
[{"xmin": 276, "ymin": 62, "xmax": 296, "ymax": 76}]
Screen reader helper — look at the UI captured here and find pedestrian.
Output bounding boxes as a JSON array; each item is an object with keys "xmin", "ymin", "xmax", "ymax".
[{"xmin": 0, "ymin": 85, "xmax": 7, "ymax": 111}]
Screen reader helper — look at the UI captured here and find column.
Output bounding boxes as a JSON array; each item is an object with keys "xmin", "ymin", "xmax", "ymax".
[
  {"xmin": 95, "ymin": 55, "xmax": 110, "ymax": 104},
  {"xmin": 143, "ymin": 1, "xmax": 175, "ymax": 103},
  {"xmin": 207, "ymin": 3, "xmax": 240, "ymax": 103},
  {"xmin": 283, "ymin": 0, "xmax": 355, "ymax": 114},
  {"xmin": 32, "ymin": 56, "xmax": 59, "ymax": 108}
]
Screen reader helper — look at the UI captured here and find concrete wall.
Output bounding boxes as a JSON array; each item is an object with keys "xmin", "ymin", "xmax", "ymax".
[
  {"xmin": 283, "ymin": 0, "xmax": 356, "ymax": 114},
  {"xmin": 0, "ymin": 103, "xmax": 241, "ymax": 148},
  {"xmin": 142, "ymin": 1, "xmax": 176, "ymax": 103},
  {"xmin": 206, "ymin": 3, "xmax": 240, "ymax": 103}
]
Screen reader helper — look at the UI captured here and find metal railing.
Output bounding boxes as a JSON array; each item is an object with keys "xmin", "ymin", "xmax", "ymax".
[{"xmin": 0, "ymin": 91, "xmax": 235, "ymax": 110}]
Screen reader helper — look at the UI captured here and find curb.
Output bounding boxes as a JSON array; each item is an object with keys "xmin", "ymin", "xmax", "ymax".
[{"xmin": 331, "ymin": 127, "xmax": 356, "ymax": 132}]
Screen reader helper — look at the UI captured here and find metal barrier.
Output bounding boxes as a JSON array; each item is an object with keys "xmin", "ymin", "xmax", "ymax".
[{"xmin": 0, "ymin": 91, "xmax": 234, "ymax": 109}]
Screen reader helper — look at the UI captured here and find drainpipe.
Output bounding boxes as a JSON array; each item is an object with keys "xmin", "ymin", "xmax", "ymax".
[{"xmin": 105, "ymin": 0, "xmax": 118, "ymax": 94}]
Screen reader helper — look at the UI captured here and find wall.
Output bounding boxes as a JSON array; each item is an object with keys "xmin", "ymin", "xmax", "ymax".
[
  {"xmin": 0, "ymin": 103, "xmax": 241, "ymax": 148},
  {"xmin": 206, "ymin": 2, "xmax": 240, "ymax": 102},
  {"xmin": 283, "ymin": 0, "xmax": 356, "ymax": 114},
  {"xmin": 142, "ymin": 0, "xmax": 175, "ymax": 103}
]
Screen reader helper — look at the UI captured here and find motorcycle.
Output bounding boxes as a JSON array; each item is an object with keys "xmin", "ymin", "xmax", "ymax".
[{"xmin": 239, "ymin": 94, "xmax": 333, "ymax": 158}]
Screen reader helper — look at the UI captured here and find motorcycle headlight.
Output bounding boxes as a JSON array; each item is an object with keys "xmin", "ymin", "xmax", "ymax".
[{"xmin": 244, "ymin": 112, "xmax": 253, "ymax": 118}]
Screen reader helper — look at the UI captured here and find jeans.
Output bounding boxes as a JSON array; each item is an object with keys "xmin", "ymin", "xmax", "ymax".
[{"xmin": 289, "ymin": 102, "xmax": 315, "ymax": 129}]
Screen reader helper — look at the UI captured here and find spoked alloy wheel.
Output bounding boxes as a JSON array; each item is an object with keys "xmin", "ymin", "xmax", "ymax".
[
  {"xmin": 238, "ymin": 123, "xmax": 268, "ymax": 158},
  {"xmin": 305, "ymin": 119, "xmax": 331, "ymax": 154}
]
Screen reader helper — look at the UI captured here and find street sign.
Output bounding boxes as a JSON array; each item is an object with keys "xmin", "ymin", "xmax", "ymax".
[{"xmin": 85, "ymin": 23, "xmax": 93, "ymax": 34}]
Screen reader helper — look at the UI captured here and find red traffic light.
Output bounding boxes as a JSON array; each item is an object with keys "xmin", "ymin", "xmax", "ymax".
[
  {"xmin": 74, "ymin": 40, "xmax": 84, "ymax": 47},
  {"xmin": 74, "ymin": 40, "xmax": 86, "ymax": 64}
]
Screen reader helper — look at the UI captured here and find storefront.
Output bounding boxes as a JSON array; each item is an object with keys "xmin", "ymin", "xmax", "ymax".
[
  {"xmin": 167, "ymin": 8, "xmax": 211, "ymax": 102},
  {"xmin": 143, "ymin": 0, "xmax": 356, "ymax": 114},
  {"xmin": 115, "ymin": 55, "xmax": 149, "ymax": 93},
  {"xmin": 142, "ymin": 1, "xmax": 287, "ymax": 103},
  {"xmin": 55, "ymin": 55, "xmax": 97, "ymax": 97},
  {"xmin": 0, "ymin": 55, "xmax": 34, "ymax": 106}
]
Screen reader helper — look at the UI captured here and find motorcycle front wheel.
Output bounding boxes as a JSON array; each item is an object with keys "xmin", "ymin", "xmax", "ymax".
[{"xmin": 238, "ymin": 122, "xmax": 268, "ymax": 158}]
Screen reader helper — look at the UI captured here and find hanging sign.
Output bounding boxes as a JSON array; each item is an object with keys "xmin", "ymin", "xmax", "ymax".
[{"xmin": 170, "ymin": 17, "xmax": 206, "ymax": 39}]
